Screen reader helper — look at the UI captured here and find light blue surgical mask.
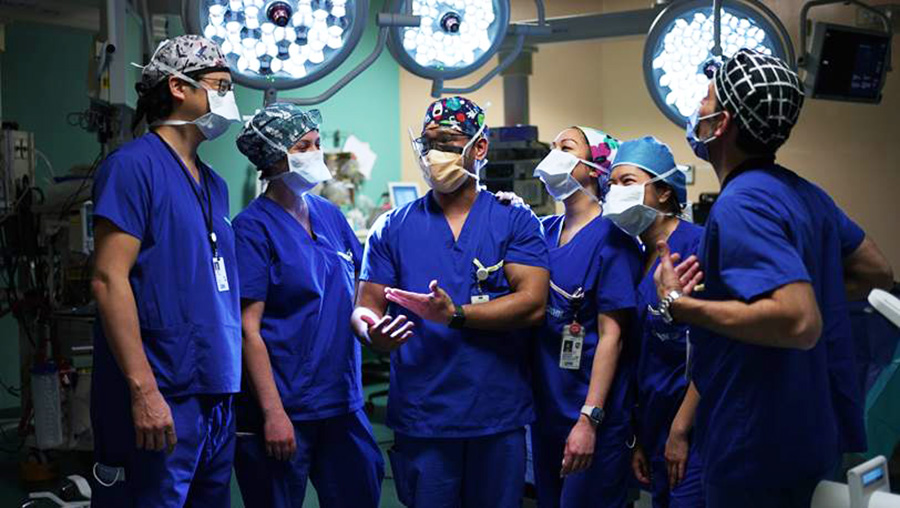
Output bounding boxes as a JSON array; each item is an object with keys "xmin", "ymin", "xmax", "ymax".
[{"xmin": 686, "ymin": 109, "xmax": 722, "ymax": 162}]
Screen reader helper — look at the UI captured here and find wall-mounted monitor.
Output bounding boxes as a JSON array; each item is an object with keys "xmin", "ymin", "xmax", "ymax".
[{"xmin": 805, "ymin": 22, "xmax": 891, "ymax": 103}]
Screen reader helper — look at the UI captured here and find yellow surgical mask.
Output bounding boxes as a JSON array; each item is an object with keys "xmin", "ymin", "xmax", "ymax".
[{"xmin": 410, "ymin": 123, "xmax": 487, "ymax": 195}]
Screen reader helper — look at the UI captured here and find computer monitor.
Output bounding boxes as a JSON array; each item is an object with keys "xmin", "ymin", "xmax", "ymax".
[
  {"xmin": 805, "ymin": 22, "xmax": 892, "ymax": 103},
  {"xmin": 388, "ymin": 182, "xmax": 421, "ymax": 209}
]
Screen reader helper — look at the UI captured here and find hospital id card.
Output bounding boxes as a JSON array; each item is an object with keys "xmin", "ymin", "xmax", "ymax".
[
  {"xmin": 213, "ymin": 256, "xmax": 230, "ymax": 292},
  {"xmin": 471, "ymin": 294, "xmax": 490, "ymax": 304},
  {"xmin": 559, "ymin": 323, "xmax": 584, "ymax": 370}
]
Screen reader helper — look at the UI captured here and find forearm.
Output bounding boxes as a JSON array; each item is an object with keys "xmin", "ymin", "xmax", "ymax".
[
  {"xmin": 242, "ymin": 333, "xmax": 285, "ymax": 416},
  {"xmin": 461, "ymin": 290, "xmax": 546, "ymax": 331},
  {"xmin": 670, "ymin": 382, "xmax": 700, "ymax": 436},
  {"xmin": 583, "ymin": 331, "xmax": 622, "ymax": 412},
  {"xmin": 92, "ymin": 276, "xmax": 157, "ymax": 393},
  {"xmin": 671, "ymin": 296, "xmax": 817, "ymax": 349},
  {"xmin": 845, "ymin": 272, "xmax": 893, "ymax": 301}
]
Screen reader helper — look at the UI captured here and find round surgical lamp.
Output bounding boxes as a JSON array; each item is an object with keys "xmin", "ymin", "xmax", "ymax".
[
  {"xmin": 386, "ymin": 0, "xmax": 511, "ymax": 81},
  {"xmin": 643, "ymin": 0, "xmax": 794, "ymax": 126},
  {"xmin": 182, "ymin": 0, "xmax": 370, "ymax": 90}
]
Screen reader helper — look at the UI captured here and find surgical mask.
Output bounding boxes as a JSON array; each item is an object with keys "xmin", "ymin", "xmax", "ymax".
[
  {"xmin": 411, "ymin": 123, "xmax": 486, "ymax": 194},
  {"xmin": 533, "ymin": 149, "xmax": 605, "ymax": 202},
  {"xmin": 685, "ymin": 109, "xmax": 722, "ymax": 162},
  {"xmin": 148, "ymin": 63, "xmax": 241, "ymax": 140},
  {"xmin": 603, "ymin": 168, "xmax": 679, "ymax": 237},
  {"xmin": 253, "ymin": 123, "xmax": 331, "ymax": 197}
]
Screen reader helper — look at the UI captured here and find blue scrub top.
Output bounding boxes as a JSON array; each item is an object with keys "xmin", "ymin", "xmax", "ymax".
[
  {"xmin": 360, "ymin": 190, "xmax": 549, "ymax": 438},
  {"xmin": 533, "ymin": 215, "xmax": 642, "ymax": 436},
  {"xmin": 232, "ymin": 194, "xmax": 364, "ymax": 423},
  {"xmin": 635, "ymin": 220, "xmax": 703, "ymax": 459},
  {"xmin": 691, "ymin": 164, "xmax": 864, "ymax": 487},
  {"xmin": 91, "ymin": 133, "xmax": 241, "ymax": 397}
]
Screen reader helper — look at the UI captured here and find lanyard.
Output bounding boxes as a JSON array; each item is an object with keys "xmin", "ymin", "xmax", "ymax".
[
  {"xmin": 154, "ymin": 133, "xmax": 218, "ymax": 256},
  {"xmin": 550, "ymin": 280, "xmax": 585, "ymax": 319}
]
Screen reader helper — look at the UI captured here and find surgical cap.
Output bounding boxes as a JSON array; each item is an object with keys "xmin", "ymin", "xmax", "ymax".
[
  {"xmin": 713, "ymin": 48, "xmax": 804, "ymax": 152},
  {"xmin": 422, "ymin": 96, "xmax": 487, "ymax": 138},
  {"xmin": 575, "ymin": 126, "xmax": 620, "ymax": 173},
  {"xmin": 137, "ymin": 35, "xmax": 229, "ymax": 93},
  {"xmin": 236, "ymin": 103, "xmax": 322, "ymax": 169},
  {"xmin": 611, "ymin": 136, "xmax": 686, "ymax": 205}
]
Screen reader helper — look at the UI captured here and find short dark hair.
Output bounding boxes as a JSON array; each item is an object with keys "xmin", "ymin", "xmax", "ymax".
[
  {"xmin": 131, "ymin": 69, "xmax": 209, "ymax": 133},
  {"xmin": 716, "ymin": 103, "xmax": 778, "ymax": 156},
  {"xmin": 652, "ymin": 181, "xmax": 682, "ymax": 215}
]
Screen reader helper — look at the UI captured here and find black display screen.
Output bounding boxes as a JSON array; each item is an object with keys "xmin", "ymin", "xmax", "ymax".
[{"xmin": 813, "ymin": 26, "xmax": 890, "ymax": 101}]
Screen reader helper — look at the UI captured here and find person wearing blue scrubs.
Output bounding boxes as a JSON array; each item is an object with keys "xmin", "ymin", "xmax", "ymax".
[
  {"xmin": 351, "ymin": 96, "xmax": 550, "ymax": 508},
  {"xmin": 89, "ymin": 35, "xmax": 242, "ymax": 507},
  {"xmin": 230, "ymin": 104, "xmax": 384, "ymax": 507},
  {"xmin": 605, "ymin": 137, "xmax": 704, "ymax": 508},
  {"xmin": 653, "ymin": 49, "xmax": 893, "ymax": 508},
  {"xmin": 528, "ymin": 127, "xmax": 641, "ymax": 508}
]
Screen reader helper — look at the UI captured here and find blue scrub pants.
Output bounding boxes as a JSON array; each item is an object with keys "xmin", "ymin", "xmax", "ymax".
[
  {"xmin": 233, "ymin": 409, "xmax": 384, "ymax": 508},
  {"xmin": 531, "ymin": 419, "xmax": 630, "ymax": 508},
  {"xmin": 705, "ymin": 480, "xmax": 819, "ymax": 508},
  {"xmin": 389, "ymin": 428, "xmax": 526, "ymax": 508},
  {"xmin": 91, "ymin": 394, "xmax": 235, "ymax": 508},
  {"xmin": 648, "ymin": 450, "xmax": 704, "ymax": 508}
]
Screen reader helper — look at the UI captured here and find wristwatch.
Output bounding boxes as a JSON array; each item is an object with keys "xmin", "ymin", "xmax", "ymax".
[
  {"xmin": 580, "ymin": 405, "xmax": 604, "ymax": 427},
  {"xmin": 448, "ymin": 303, "xmax": 466, "ymax": 329},
  {"xmin": 659, "ymin": 289, "xmax": 683, "ymax": 324}
]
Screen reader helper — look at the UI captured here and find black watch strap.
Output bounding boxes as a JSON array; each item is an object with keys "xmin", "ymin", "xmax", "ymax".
[{"xmin": 448, "ymin": 303, "xmax": 466, "ymax": 329}]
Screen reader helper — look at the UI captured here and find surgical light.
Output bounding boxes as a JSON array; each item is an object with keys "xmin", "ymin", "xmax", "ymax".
[
  {"xmin": 183, "ymin": 0, "xmax": 370, "ymax": 90},
  {"xmin": 643, "ymin": 0, "xmax": 794, "ymax": 126},
  {"xmin": 387, "ymin": 0, "xmax": 511, "ymax": 81}
]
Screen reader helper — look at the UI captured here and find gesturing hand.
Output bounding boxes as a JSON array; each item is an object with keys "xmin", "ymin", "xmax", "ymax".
[
  {"xmin": 384, "ymin": 280, "xmax": 456, "ymax": 325},
  {"xmin": 653, "ymin": 240, "xmax": 704, "ymax": 302},
  {"xmin": 359, "ymin": 312, "xmax": 415, "ymax": 353}
]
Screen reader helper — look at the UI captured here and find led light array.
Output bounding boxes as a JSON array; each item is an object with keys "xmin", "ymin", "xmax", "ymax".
[
  {"xmin": 202, "ymin": 0, "xmax": 353, "ymax": 79},
  {"xmin": 651, "ymin": 9, "xmax": 777, "ymax": 117},
  {"xmin": 401, "ymin": 0, "xmax": 497, "ymax": 69}
]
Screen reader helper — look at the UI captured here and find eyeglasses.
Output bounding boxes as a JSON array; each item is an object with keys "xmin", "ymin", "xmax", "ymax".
[
  {"xmin": 198, "ymin": 77, "xmax": 235, "ymax": 96},
  {"xmin": 412, "ymin": 133, "xmax": 470, "ymax": 155}
]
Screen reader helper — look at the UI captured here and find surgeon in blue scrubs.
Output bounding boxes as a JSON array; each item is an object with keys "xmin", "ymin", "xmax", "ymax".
[
  {"xmin": 230, "ymin": 104, "xmax": 384, "ymax": 507},
  {"xmin": 529, "ymin": 127, "xmax": 641, "ymax": 508},
  {"xmin": 351, "ymin": 96, "xmax": 550, "ymax": 508},
  {"xmin": 653, "ymin": 49, "xmax": 893, "ymax": 508},
  {"xmin": 90, "ymin": 35, "xmax": 242, "ymax": 506},
  {"xmin": 605, "ymin": 137, "xmax": 704, "ymax": 508}
]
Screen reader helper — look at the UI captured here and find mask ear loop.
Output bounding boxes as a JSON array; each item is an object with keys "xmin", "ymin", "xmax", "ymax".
[
  {"xmin": 578, "ymin": 158, "xmax": 609, "ymax": 205},
  {"xmin": 645, "ymin": 167, "xmax": 684, "ymax": 218}
]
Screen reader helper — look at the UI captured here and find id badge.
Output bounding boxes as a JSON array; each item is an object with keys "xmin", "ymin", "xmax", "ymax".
[
  {"xmin": 559, "ymin": 322, "xmax": 585, "ymax": 370},
  {"xmin": 471, "ymin": 294, "xmax": 490, "ymax": 304},
  {"xmin": 213, "ymin": 256, "xmax": 230, "ymax": 292},
  {"xmin": 684, "ymin": 331, "xmax": 693, "ymax": 382}
]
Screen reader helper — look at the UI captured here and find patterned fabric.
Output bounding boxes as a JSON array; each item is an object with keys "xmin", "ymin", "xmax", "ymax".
[
  {"xmin": 575, "ymin": 126, "xmax": 620, "ymax": 172},
  {"xmin": 713, "ymin": 48, "xmax": 804, "ymax": 151},
  {"xmin": 139, "ymin": 35, "xmax": 229, "ymax": 92},
  {"xmin": 236, "ymin": 103, "xmax": 322, "ymax": 168},
  {"xmin": 421, "ymin": 96, "xmax": 487, "ymax": 137},
  {"xmin": 612, "ymin": 136, "xmax": 686, "ymax": 205}
]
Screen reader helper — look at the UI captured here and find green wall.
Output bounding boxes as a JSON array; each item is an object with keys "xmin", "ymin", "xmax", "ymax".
[
  {"xmin": 192, "ymin": 0, "xmax": 402, "ymax": 214},
  {"xmin": 0, "ymin": 3, "xmax": 401, "ymax": 410}
]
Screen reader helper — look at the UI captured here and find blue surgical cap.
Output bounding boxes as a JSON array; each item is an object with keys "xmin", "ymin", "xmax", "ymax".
[{"xmin": 611, "ymin": 136, "xmax": 686, "ymax": 204}]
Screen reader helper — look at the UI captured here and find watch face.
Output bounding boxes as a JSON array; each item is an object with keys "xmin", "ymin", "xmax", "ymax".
[{"xmin": 591, "ymin": 407, "xmax": 604, "ymax": 423}]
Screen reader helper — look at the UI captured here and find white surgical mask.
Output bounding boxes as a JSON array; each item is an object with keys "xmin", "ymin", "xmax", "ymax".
[
  {"xmin": 147, "ymin": 63, "xmax": 241, "ymax": 140},
  {"xmin": 253, "ymin": 123, "xmax": 331, "ymax": 197},
  {"xmin": 603, "ymin": 168, "xmax": 679, "ymax": 237},
  {"xmin": 533, "ymin": 149, "xmax": 605, "ymax": 202}
]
